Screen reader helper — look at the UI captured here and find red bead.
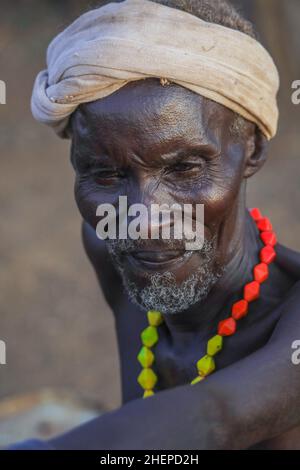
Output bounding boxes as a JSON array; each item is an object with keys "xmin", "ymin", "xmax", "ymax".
[
  {"xmin": 254, "ymin": 263, "xmax": 269, "ymax": 283},
  {"xmin": 260, "ymin": 245, "xmax": 276, "ymax": 264},
  {"xmin": 218, "ymin": 317, "xmax": 237, "ymax": 336},
  {"xmin": 232, "ymin": 300, "xmax": 248, "ymax": 320},
  {"xmin": 250, "ymin": 208, "xmax": 263, "ymax": 221},
  {"xmin": 261, "ymin": 231, "xmax": 277, "ymax": 247},
  {"xmin": 244, "ymin": 281, "xmax": 260, "ymax": 302},
  {"xmin": 257, "ymin": 217, "xmax": 273, "ymax": 232}
]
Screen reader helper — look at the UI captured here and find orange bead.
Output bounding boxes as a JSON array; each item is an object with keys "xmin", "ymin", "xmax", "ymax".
[
  {"xmin": 218, "ymin": 317, "xmax": 236, "ymax": 336},
  {"xmin": 232, "ymin": 299, "xmax": 248, "ymax": 320},
  {"xmin": 257, "ymin": 217, "xmax": 272, "ymax": 232},
  {"xmin": 260, "ymin": 245, "xmax": 276, "ymax": 265},
  {"xmin": 244, "ymin": 281, "xmax": 260, "ymax": 302},
  {"xmin": 250, "ymin": 208, "xmax": 263, "ymax": 221},
  {"xmin": 261, "ymin": 231, "xmax": 277, "ymax": 247},
  {"xmin": 254, "ymin": 263, "xmax": 269, "ymax": 284}
]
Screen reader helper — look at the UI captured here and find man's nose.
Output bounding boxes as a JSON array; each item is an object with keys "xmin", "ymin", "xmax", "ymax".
[{"xmin": 125, "ymin": 177, "xmax": 176, "ymax": 239}]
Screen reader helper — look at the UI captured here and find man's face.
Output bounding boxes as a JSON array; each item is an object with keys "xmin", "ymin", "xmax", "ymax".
[{"xmin": 70, "ymin": 78, "xmax": 255, "ymax": 314}]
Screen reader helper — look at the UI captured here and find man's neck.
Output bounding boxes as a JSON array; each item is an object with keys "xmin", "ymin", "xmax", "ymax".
[{"xmin": 162, "ymin": 209, "xmax": 260, "ymax": 347}]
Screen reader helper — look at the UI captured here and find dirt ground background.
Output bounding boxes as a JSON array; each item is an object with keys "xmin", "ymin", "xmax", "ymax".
[{"xmin": 0, "ymin": 0, "xmax": 299, "ymax": 414}]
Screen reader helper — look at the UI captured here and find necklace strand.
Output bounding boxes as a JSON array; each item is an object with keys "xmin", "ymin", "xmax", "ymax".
[{"xmin": 137, "ymin": 208, "xmax": 277, "ymax": 398}]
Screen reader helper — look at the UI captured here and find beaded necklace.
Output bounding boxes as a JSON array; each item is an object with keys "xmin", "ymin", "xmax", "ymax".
[{"xmin": 137, "ymin": 208, "xmax": 277, "ymax": 398}]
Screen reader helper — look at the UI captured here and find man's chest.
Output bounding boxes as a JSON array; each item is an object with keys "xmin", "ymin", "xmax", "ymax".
[{"xmin": 113, "ymin": 296, "xmax": 283, "ymax": 404}]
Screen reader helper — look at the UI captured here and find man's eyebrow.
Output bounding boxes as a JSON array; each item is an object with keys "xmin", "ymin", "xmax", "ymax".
[
  {"xmin": 73, "ymin": 146, "xmax": 113, "ymax": 164},
  {"xmin": 159, "ymin": 143, "xmax": 220, "ymax": 164}
]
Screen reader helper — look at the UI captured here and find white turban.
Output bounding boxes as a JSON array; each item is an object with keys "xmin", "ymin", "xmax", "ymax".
[{"xmin": 31, "ymin": 0, "xmax": 280, "ymax": 140}]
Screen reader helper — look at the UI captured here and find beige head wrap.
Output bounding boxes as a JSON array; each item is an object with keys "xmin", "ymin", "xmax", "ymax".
[{"xmin": 31, "ymin": 0, "xmax": 280, "ymax": 140}]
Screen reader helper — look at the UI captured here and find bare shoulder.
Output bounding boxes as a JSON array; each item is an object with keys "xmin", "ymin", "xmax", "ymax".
[
  {"xmin": 275, "ymin": 243, "xmax": 300, "ymax": 281},
  {"xmin": 81, "ymin": 220, "xmax": 123, "ymax": 311}
]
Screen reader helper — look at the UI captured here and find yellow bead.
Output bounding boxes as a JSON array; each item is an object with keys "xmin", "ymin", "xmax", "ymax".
[
  {"xmin": 143, "ymin": 390, "xmax": 154, "ymax": 398},
  {"xmin": 141, "ymin": 326, "xmax": 158, "ymax": 347},
  {"xmin": 207, "ymin": 335, "xmax": 223, "ymax": 356},
  {"xmin": 147, "ymin": 310, "xmax": 164, "ymax": 326},
  {"xmin": 190, "ymin": 375, "xmax": 205, "ymax": 385},
  {"xmin": 197, "ymin": 355, "xmax": 215, "ymax": 377},
  {"xmin": 137, "ymin": 368, "xmax": 158, "ymax": 390},
  {"xmin": 137, "ymin": 346, "xmax": 154, "ymax": 368}
]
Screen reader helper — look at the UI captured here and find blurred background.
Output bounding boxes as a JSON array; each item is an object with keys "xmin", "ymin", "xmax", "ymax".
[{"xmin": 0, "ymin": 0, "xmax": 299, "ymax": 445}]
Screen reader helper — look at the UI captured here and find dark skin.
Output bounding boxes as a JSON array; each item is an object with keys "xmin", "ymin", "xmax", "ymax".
[{"xmin": 49, "ymin": 78, "xmax": 300, "ymax": 449}]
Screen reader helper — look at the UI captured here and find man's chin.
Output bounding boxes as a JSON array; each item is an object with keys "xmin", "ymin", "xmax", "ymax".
[{"xmin": 121, "ymin": 267, "xmax": 223, "ymax": 315}]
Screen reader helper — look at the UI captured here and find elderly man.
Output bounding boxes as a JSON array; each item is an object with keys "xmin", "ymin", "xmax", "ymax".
[{"xmin": 10, "ymin": 0, "xmax": 300, "ymax": 450}]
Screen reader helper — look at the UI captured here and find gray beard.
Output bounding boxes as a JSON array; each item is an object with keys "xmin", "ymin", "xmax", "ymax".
[{"xmin": 106, "ymin": 238, "xmax": 224, "ymax": 315}]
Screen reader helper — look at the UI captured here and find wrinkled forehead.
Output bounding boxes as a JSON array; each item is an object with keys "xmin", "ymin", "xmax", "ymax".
[{"xmin": 70, "ymin": 78, "xmax": 240, "ymax": 151}]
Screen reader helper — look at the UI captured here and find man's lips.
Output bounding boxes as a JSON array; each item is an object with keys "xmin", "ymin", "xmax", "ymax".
[
  {"xmin": 125, "ymin": 249, "xmax": 191, "ymax": 271},
  {"xmin": 131, "ymin": 249, "xmax": 185, "ymax": 263}
]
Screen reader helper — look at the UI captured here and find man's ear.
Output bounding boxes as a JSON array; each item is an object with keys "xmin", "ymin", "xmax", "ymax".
[{"xmin": 243, "ymin": 127, "xmax": 268, "ymax": 178}]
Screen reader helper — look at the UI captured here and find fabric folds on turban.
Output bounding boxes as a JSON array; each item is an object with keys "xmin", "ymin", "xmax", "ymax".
[{"xmin": 31, "ymin": 0, "xmax": 280, "ymax": 140}]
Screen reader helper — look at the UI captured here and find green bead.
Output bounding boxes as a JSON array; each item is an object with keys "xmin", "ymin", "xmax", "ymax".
[
  {"xmin": 137, "ymin": 346, "xmax": 154, "ymax": 368},
  {"xmin": 207, "ymin": 335, "xmax": 223, "ymax": 356},
  {"xmin": 197, "ymin": 355, "xmax": 215, "ymax": 377},
  {"xmin": 143, "ymin": 390, "xmax": 154, "ymax": 398},
  {"xmin": 147, "ymin": 310, "xmax": 164, "ymax": 326},
  {"xmin": 137, "ymin": 368, "xmax": 158, "ymax": 390},
  {"xmin": 141, "ymin": 326, "xmax": 158, "ymax": 347},
  {"xmin": 190, "ymin": 375, "xmax": 205, "ymax": 385}
]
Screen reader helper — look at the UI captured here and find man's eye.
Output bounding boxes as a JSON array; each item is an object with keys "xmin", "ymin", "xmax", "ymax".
[
  {"xmin": 171, "ymin": 163, "xmax": 196, "ymax": 172},
  {"xmin": 93, "ymin": 169, "xmax": 125, "ymax": 185},
  {"xmin": 166, "ymin": 161, "xmax": 203, "ymax": 175}
]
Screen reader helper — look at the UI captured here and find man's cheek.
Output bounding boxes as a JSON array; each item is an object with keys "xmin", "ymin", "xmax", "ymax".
[
  {"xmin": 191, "ymin": 182, "xmax": 238, "ymax": 229},
  {"xmin": 74, "ymin": 179, "xmax": 118, "ymax": 229},
  {"xmin": 74, "ymin": 180, "xmax": 101, "ymax": 228}
]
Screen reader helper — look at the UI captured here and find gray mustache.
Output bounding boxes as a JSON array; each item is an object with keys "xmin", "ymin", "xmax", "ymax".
[{"xmin": 106, "ymin": 236, "xmax": 213, "ymax": 256}]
